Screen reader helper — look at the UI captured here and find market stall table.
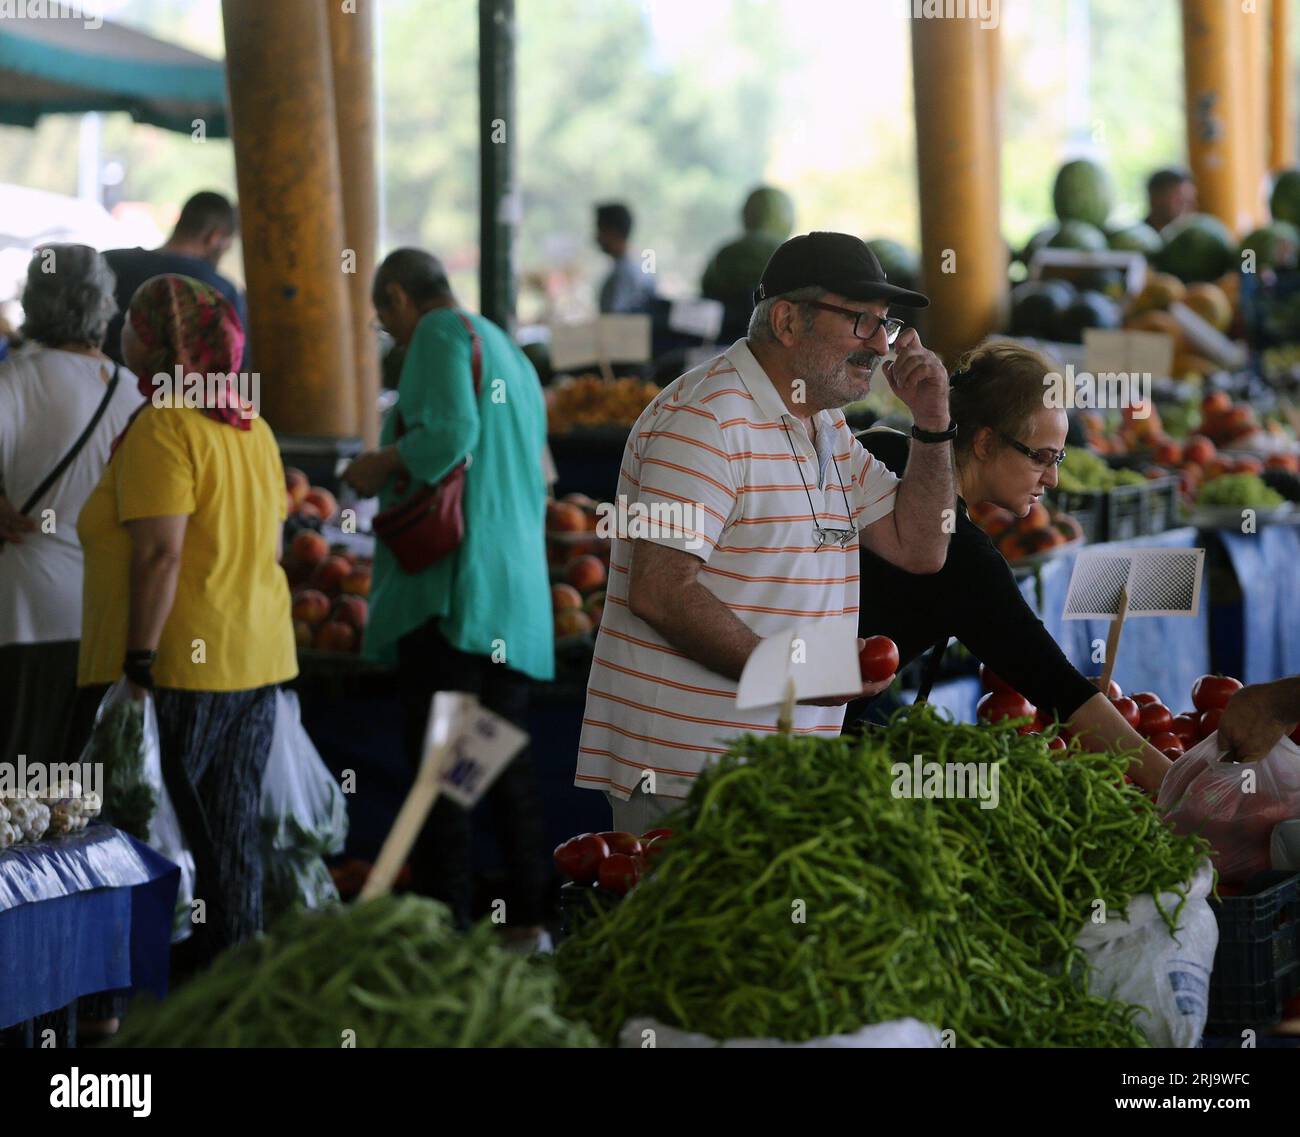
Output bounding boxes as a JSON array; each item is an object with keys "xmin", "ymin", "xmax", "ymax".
[{"xmin": 0, "ymin": 824, "xmax": 179, "ymax": 1035}]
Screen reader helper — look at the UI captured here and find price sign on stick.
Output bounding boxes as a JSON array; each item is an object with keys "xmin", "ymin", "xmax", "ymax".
[
  {"xmin": 736, "ymin": 620, "xmax": 861, "ymax": 732},
  {"xmin": 1062, "ymin": 547, "xmax": 1206, "ymax": 693},
  {"xmin": 550, "ymin": 315, "xmax": 652, "ymax": 379},
  {"xmin": 359, "ymin": 692, "xmax": 527, "ymax": 900}
]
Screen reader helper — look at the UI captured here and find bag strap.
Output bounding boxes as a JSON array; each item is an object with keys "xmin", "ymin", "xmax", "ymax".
[
  {"xmin": 18, "ymin": 363, "xmax": 120, "ymax": 516},
  {"xmin": 913, "ymin": 635, "xmax": 948, "ymax": 705},
  {"xmin": 394, "ymin": 311, "xmax": 483, "ymax": 440}
]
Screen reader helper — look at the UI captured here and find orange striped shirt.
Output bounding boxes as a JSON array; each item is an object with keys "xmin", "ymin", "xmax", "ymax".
[{"xmin": 575, "ymin": 339, "xmax": 899, "ymax": 801}]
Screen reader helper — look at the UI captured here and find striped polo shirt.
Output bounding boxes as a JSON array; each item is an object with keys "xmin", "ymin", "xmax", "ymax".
[{"xmin": 574, "ymin": 338, "xmax": 901, "ymax": 801}]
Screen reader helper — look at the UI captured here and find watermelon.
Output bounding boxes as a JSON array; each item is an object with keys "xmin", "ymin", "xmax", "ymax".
[
  {"xmin": 741, "ymin": 186, "xmax": 794, "ymax": 238},
  {"xmin": 1048, "ymin": 220, "xmax": 1108, "ymax": 253},
  {"xmin": 1269, "ymin": 169, "xmax": 1300, "ymax": 227},
  {"xmin": 867, "ymin": 238, "xmax": 920, "ymax": 290},
  {"xmin": 1053, "ymin": 159, "xmax": 1115, "ymax": 229},
  {"xmin": 1239, "ymin": 220, "xmax": 1300, "ymax": 271},
  {"xmin": 1019, "ymin": 224, "xmax": 1059, "ymax": 265},
  {"xmin": 1107, "ymin": 222, "xmax": 1163, "ymax": 256},
  {"xmin": 1009, "ymin": 279, "xmax": 1076, "ymax": 338},
  {"xmin": 1156, "ymin": 213, "xmax": 1236, "ymax": 282},
  {"xmin": 1054, "ymin": 291, "xmax": 1123, "ymax": 343}
]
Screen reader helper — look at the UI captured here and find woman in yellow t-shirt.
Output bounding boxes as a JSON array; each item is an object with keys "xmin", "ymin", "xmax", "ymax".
[{"xmin": 77, "ymin": 275, "xmax": 296, "ymax": 967}]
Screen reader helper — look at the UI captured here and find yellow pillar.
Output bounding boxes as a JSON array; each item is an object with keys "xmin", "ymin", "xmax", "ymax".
[
  {"xmin": 1270, "ymin": 0, "xmax": 1294, "ymax": 172},
  {"xmin": 1182, "ymin": 0, "xmax": 1249, "ymax": 236},
  {"xmin": 911, "ymin": 16, "xmax": 1004, "ymax": 367},
  {"xmin": 327, "ymin": 0, "xmax": 381, "ymax": 447},
  {"xmin": 1240, "ymin": 3, "xmax": 1268, "ymax": 227},
  {"xmin": 222, "ymin": 0, "xmax": 357, "ymax": 436}
]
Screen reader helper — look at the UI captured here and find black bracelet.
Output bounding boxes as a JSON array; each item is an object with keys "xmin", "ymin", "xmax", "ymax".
[
  {"xmin": 911, "ymin": 420, "xmax": 958, "ymax": 444},
  {"xmin": 124, "ymin": 650, "xmax": 157, "ymax": 691}
]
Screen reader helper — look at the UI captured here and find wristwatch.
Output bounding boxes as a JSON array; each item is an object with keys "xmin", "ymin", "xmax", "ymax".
[{"xmin": 911, "ymin": 420, "xmax": 958, "ymax": 444}]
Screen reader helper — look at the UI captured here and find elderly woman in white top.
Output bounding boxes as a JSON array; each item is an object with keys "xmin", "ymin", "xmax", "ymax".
[{"xmin": 0, "ymin": 245, "xmax": 143, "ymax": 769}]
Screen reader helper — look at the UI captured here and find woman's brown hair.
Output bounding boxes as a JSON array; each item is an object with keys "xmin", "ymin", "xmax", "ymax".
[{"xmin": 948, "ymin": 339, "xmax": 1058, "ymax": 468}]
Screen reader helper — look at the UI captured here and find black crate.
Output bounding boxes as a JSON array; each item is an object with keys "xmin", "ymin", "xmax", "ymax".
[
  {"xmin": 1046, "ymin": 488, "xmax": 1106, "ymax": 544},
  {"xmin": 1106, "ymin": 477, "xmax": 1180, "ymax": 541},
  {"xmin": 1207, "ymin": 871, "xmax": 1300, "ymax": 1030}
]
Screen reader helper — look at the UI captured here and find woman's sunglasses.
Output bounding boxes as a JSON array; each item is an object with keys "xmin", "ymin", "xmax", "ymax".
[{"xmin": 999, "ymin": 432, "xmax": 1066, "ymax": 468}]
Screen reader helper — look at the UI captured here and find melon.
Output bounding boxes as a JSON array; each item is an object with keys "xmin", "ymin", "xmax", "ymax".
[
  {"xmin": 1054, "ymin": 290, "xmax": 1123, "ymax": 343},
  {"xmin": 1107, "ymin": 222, "xmax": 1163, "ymax": 256},
  {"xmin": 1052, "ymin": 159, "xmax": 1115, "ymax": 229},
  {"xmin": 1130, "ymin": 271, "xmax": 1186, "ymax": 313},
  {"xmin": 1238, "ymin": 220, "xmax": 1300, "ymax": 270},
  {"xmin": 1183, "ymin": 282, "xmax": 1233, "ymax": 332},
  {"xmin": 1009, "ymin": 279, "xmax": 1077, "ymax": 338},
  {"xmin": 741, "ymin": 185, "xmax": 795, "ymax": 238},
  {"xmin": 1124, "ymin": 308, "xmax": 1183, "ymax": 349},
  {"xmin": 1269, "ymin": 168, "xmax": 1300, "ymax": 227},
  {"xmin": 1048, "ymin": 219, "xmax": 1108, "ymax": 253},
  {"xmin": 1156, "ymin": 213, "xmax": 1236, "ymax": 282}
]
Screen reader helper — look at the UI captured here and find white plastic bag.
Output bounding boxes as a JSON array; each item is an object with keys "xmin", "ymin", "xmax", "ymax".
[
  {"xmin": 260, "ymin": 690, "xmax": 347, "ymax": 917},
  {"xmin": 1158, "ymin": 732, "xmax": 1300, "ymax": 883},
  {"xmin": 1074, "ymin": 859, "xmax": 1218, "ymax": 1048},
  {"xmin": 618, "ymin": 1016, "xmax": 942, "ymax": 1049},
  {"xmin": 83, "ymin": 678, "xmax": 196, "ymax": 942}
]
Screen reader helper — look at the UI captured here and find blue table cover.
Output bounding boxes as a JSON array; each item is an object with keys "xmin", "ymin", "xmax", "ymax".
[
  {"xmin": 1215, "ymin": 525, "xmax": 1300, "ymax": 686},
  {"xmin": 1017, "ymin": 528, "xmax": 1212, "ymax": 706},
  {"xmin": 0, "ymin": 824, "xmax": 178, "ymax": 1028}
]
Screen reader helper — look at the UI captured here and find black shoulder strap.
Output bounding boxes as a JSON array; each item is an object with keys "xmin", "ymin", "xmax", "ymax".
[
  {"xmin": 18, "ymin": 364, "xmax": 121, "ymax": 516},
  {"xmin": 913, "ymin": 636, "xmax": 948, "ymax": 705}
]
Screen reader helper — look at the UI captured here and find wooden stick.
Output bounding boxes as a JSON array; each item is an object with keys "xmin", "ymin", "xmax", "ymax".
[
  {"xmin": 1097, "ymin": 584, "xmax": 1130, "ymax": 694},
  {"xmin": 777, "ymin": 677, "xmax": 797, "ymax": 734},
  {"xmin": 358, "ymin": 738, "xmax": 452, "ymax": 901}
]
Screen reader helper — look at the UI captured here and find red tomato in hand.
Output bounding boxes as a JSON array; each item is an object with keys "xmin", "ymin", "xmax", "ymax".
[
  {"xmin": 1149, "ymin": 731, "xmax": 1184, "ymax": 758},
  {"xmin": 1110, "ymin": 696, "xmax": 1141, "ymax": 729},
  {"xmin": 859, "ymin": 635, "xmax": 900, "ymax": 683},
  {"xmin": 1198, "ymin": 707, "xmax": 1224, "ymax": 740},
  {"xmin": 597, "ymin": 852, "xmax": 641, "ymax": 895},
  {"xmin": 596, "ymin": 831, "xmax": 643, "ymax": 857},
  {"xmin": 1131, "ymin": 691, "xmax": 1161, "ymax": 707},
  {"xmin": 977, "ymin": 690, "xmax": 1036, "ymax": 725},
  {"xmin": 1137, "ymin": 703, "xmax": 1174, "ymax": 737},
  {"xmin": 1170, "ymin": 714, "xmax": 1200, "ymax": 748},
  {"xmin": 1191, "ymin": 674, "xmax": 1243, "ymax": 713},
  {"xmin": 553, "ymin": 833, "xmax": 610, "ymax": 883}
]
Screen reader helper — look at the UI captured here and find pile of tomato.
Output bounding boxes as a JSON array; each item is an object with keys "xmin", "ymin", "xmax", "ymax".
[
  {"xmin": 974, "ymin": 666, "xmax": 1256, "ymax": 761},
  {"xmin": 553, "ymin": 827, "xmax": 673, "ymax": 896}
]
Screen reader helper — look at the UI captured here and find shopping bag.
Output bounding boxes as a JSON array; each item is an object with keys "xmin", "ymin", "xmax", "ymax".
[
  {"xmin": 1074, "ymin": 859, "xmax": 1217, "ymax": 1048},
  {"xmin": 83, "ymin": 677, "xmax": 196, "ymax": 942},
  {"xmin": 1158, "ymin": 732, "xmax": 1300, "ymax": 883},
  {"xmin": 260, "ymin": 689, "xmax": 347, "ymax": 918}
]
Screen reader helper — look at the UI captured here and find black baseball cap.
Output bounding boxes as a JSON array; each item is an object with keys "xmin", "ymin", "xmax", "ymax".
[{"xmin": 753, "ymin": 231, "xmax": 930, "ymax": 309}]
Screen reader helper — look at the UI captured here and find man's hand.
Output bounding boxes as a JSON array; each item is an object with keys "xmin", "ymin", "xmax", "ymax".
[
  {"xmin": 343, "ymin": 447, "xmax": 402, "ymax": 498},
  {"xmin": 1218, "ymin": 680, "xmax": 1300, "ymax": 761},
  {"xmin": 883, "ymin": 329, "xmax": 950, "ymax": 432},
  {"xmin": 799, "ymin": 639, "xmax": 896, "ymax": 705},
  {"xmin": 0, "ymin": 494, "xmax": 37, "ymax": 545}
]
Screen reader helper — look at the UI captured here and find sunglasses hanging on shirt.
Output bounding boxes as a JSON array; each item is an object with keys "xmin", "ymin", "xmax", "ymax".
[{"xmin": 782, "ymin": 423, "xmax": 855, "ymax": 548}]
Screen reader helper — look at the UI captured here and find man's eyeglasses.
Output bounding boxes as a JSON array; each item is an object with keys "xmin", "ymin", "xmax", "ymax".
[
  {"xmin": 802, "ymin": 300, "xmax": 905, "ymax": 346},
  {"xmin": 999, "ymin": 432, "xmax": 1066, "ymax": 468}
]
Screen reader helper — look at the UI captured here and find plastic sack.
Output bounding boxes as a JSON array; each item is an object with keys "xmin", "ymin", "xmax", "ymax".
[
  {"xmin": 81, "ymin": 678, "xmax": 196, "ymax": 942},
  {"xmin": 260, "ymin": 690, "xmax": 346, "ymax": 918},
  {"xmin": 1158, "ymin": 732, "xmax": 1300, "ymax": 883},
  {"xmin": 1074, "ymin": 859, "xmax": 1217, "ymax": 1048},
  {"xmin": 618, "ymin": 1016, "xmax": 942, "ymax": 1049}
]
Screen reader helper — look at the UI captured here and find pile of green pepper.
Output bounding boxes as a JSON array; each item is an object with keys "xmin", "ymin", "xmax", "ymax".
[
  {"xmin": 556, "ymin": 704, "xmax": 1210, "ymax": 1047},
  {"xmin": 114, "ymin": 895, "xmax": 597, "ymax": 1048}
]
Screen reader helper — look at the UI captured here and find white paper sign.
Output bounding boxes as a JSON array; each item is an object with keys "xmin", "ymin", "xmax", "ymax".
[
  {"xmin": 550, "ymin": 315, "xmax": 652, "ymax": 369},
  {"xmin": 735, "ymin": 620, "xmax": 861, "ymax": 710},
  {"xmin": 1083, "ymin": 329, "xmax": 1174, "ymax": 379},
  {"xmin": 668, "ymin": 298, "xmax": 724, "ymax": 340},
  {"xmin": 437, "ymin": 703, "xmax": 529, "ymax": 808},
  {"xmin": 1063, "ymin": 547, "xmax": 1205, "ymax": 620}
]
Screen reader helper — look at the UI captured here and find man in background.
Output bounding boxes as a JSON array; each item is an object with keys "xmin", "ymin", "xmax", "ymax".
[
  {"xmin": 104, "ymin": 191, "xmax": 248, "ymax": 367},
  {"xmin": 1144, "ymin": 168, "xmax": 1197, "ymax": 234},
  {"xmin": 595, "ymin": 202, "xmax": 655, "ymax": 314}
]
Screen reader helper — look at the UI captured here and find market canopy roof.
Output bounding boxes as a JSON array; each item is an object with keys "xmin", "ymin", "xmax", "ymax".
[{"xmin": 0, "ymin": 12, "xmax": 228, "ymax": 137}]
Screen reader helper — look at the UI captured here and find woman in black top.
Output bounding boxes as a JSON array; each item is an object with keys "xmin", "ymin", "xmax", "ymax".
[{"xmin": 849, "ymin": 340, "xmax": 1172, "ymax": 793}]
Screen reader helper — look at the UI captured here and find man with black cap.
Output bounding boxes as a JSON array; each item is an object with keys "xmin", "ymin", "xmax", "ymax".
[{"xmin": 575, "ymin": 232, "xmax": 955, "ymax": 831}]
